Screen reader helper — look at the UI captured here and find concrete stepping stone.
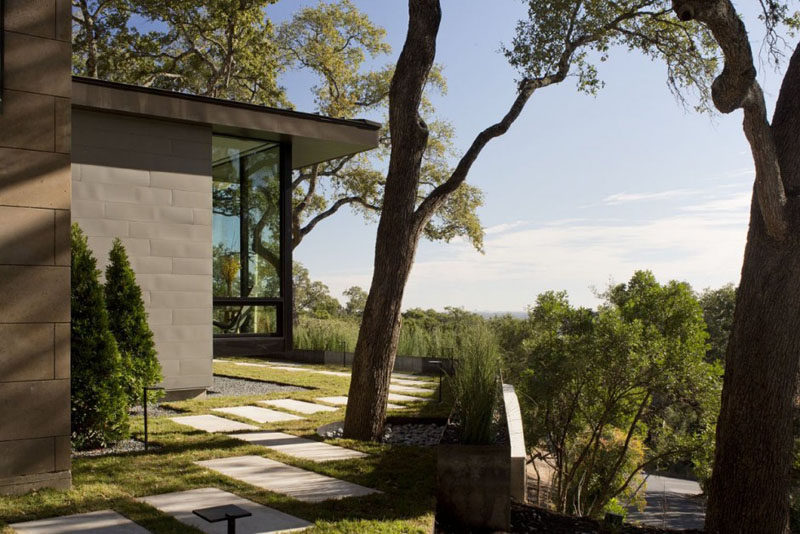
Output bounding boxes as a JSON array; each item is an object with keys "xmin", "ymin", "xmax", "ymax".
[
  {"xmin": 196, "ymin": 455, "xmax": 380, "ymax": 503},
  {"xmin": 315, "ymin": 370, "xmax": 351, "ymax": 377},
  {"xmin": 213, "ymin": 406, "xmax": 304, "ymax": 424},
  {"xmin": 389, "ymin": 384, "xmax": 433, "ymax": 395},
  {"xmin": 388, "ymin": 392, "xmax": 428, "ymax": 402},
  {"xmin": 391, "ymin": 372, "xmax": 420, "ymax": 379},
  {"xmin": 171, "ymin": 414, "xmax": 259, "ymax": 433},
  {"xmin": 259, "ymin": 399, "xmax": 339, "ymax": 414},
  {"xmin": 315, "ymin": 396, "xmax": 404, "ymax": 409},
  {"xmin": 229, "ymin": 431, "xmax": 367, "ymax": 462},
  {"xmin": 137, "ymin": 487, "xmax": 311, "ymax": 534},
  {"xmin": 10, "ymin": 510, "xmax": 151, "ymax": 534},
  {"xmin": 391, "ymin": 378, "xmax": 435, "ymax": 387},
  {"xmin": 231, "ymin": 362, "xmax": 271, "ymax": 368}
]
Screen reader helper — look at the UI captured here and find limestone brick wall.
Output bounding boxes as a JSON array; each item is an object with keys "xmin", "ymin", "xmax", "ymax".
[
  {"xmin": 72, "ymin": 109, "xmax": 213, "ymax": 394},
  {"xmin": 0, "ymin": 0, "xmax": 72, "ymax": 494}
]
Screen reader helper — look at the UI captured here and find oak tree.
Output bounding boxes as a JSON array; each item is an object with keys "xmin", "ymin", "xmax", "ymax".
[
  {"xmin": 342, "ymin": 0, "xmax": 716, "ymax": 441},
  {"xmin": 669, "ymin": 1, "xmax": 800, "ymax": 531}
]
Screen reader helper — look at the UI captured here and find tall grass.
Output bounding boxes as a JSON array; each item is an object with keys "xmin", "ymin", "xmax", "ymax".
[
  {"xmin": 294, "ymin": 316, "xmax": 471, "ymax": 359},
  {"xmin": 294, "ymin": 317, "xmax": 359, "ymax": 352},
  {"xmin": 448, "ymin": 325, "xmax": 502, "ymax": 445}
]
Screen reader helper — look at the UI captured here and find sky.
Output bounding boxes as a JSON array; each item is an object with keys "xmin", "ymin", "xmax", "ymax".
[{"xmin": 266, "ymin": 1, "xmax": 791, "ymax": 313}]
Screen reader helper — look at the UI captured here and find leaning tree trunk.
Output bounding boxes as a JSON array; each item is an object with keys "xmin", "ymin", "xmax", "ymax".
[
  {"xmin": 343, "ymin": 0, "xmax": 441, "ymax": 441},
  {"xmin": 704, "ymin": 42, "xmax": 800, "ymax": 534}
]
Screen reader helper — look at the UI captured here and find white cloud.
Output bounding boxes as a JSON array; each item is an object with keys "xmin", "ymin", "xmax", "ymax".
[{"xmin": 601, "ymin": 189, "xmax": 700, "ymax": 205}]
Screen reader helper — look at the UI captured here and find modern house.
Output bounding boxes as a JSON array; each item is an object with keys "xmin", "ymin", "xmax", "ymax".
[
  {"xmin": 0, "ymin": 0, "xmax": 379, "ymax": 495},
  {"xmin": 71, "ymin": 78, "xmax": 380, "ymax": 398}
]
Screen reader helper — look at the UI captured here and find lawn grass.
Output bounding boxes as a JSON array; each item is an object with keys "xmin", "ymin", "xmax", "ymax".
[{"xmin": 0, "ymin": 358, "xmax": 452, "ymax": 534}]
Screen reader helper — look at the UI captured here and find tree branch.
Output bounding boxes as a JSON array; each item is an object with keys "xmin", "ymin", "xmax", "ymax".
[{"xmin": 673, "ymin": 0, "xmax": 788, "ymax": 239}]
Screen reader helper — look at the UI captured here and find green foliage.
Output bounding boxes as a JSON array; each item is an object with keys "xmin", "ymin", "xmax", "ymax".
[
  {"xmin": 342, "ymin": 286, "xmax": 368, "ymax": 316},
  {"xmin": 505, "ymin": 0, "xmax": 719, "ymax": 111},
  {"xmin": 698, "ymin": 283, "xmax": 736, "ymax": 364},
  {"xmin": 105, "ymin": 239, "xmax": 163, "ymax": 406},
  {"xmin": 448, "ymin": 325, "xmax": 502, "ymax": 445},
  {"xmin": 293, "ymin": 262, "xmax": 343, "ymax": 319},
  {"xmin": 514, "ymin": 271, "xmax": 721, "ymax": 517},
  {"xmin": 70, "ymin": 224, "xmax": 129, "ymax": 449}
]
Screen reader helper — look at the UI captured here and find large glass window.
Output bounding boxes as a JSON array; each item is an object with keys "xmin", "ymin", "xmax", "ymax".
[{"xmin": 212, "ymin": 135, "xmax": 282, "ymax": 336}]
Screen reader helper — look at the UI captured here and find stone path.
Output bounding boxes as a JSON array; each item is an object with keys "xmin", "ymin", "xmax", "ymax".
[
  {"xmin": 229, "ymin": 431, "xmax": 367, "ymax": 462},
  {"xmin": 10, "ymin": 510, "xmax": 151, "ymax": 534},
  {"xmin": 391, "ymin": 378, "xmax": 435, "ymax": 387},
  {"xmin": 259, "ymin": 399, "xmax": 339, "ymax": 414},
  {"xmin": 218, "ymin": 360, "xmax": 436, "ymax": 383},
  {"xmin": 196, "ymin": 455, "xmax": 380, "ymax": 502},
  {"xmin": 315, "ymin": 396, "xmax": 404, "ymax": 409},
  {"xmin": 388, "ymin": 392, "xmax": 427, "ymax": 402},
  {"xmin": 138, "ymin": 487, "xmax": 311, "ymax": 534},
  {"xmin": 213, "ymin": 406, "xmax": 305, "ymax": 424},
  {"xmin": 171, "ymin": 414, "xmax": 259, "ymax": 433},
  {"xmin": 388, "ymin": 384, "xmax": 433, "ymax": 395}
]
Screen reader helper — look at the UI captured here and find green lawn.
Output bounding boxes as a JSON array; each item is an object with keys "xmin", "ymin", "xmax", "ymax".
[{"xmin": 0, "ymin": 358, "xmax": 451, "ymax": 534}]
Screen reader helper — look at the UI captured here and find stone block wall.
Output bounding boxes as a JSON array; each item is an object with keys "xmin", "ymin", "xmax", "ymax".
[
  {"xmin": 0, "ymin": 0, "xmax": 72, "ymax": 494},
  {"xmin": 72, "ymin": 110, "xmax": 213, "ymax": 396}
]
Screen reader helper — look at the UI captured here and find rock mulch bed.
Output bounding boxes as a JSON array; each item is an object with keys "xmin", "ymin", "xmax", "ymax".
[
  {"xmin": 322, "ymin": 421, "xmax": 445, "ymax": 447},
  {"xmin": 72, "ymin": 439, "xmax": 158, "ymax": 458},
  {"xmin": 129, "ymin": 403, "xmax": 181, "ymax": 418},
  {"xmin": 207, "ymin": 375, "xmax": 305, "ymax": 397},
  {"xmin": 507, "ymin": 504, "xmax": 704, "ymax": 534}
]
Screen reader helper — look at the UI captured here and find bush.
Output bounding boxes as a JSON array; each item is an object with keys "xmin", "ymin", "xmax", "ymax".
[
  {"xmin": 105, "ymin": 238, "xmax": 163, "ymax": 405},
  {"xmin": 71, "ymin": 224, "xmax": 129, "ymax": 449},
  {"xmin": 294, "ymin": 317, "xmax": 359, "ymax": 352},
  {"xmin": 448, "ymin": 325, "xmax": 502, "ymax": 445}
]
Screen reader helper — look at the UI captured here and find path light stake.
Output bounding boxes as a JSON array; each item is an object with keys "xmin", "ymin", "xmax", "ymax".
[{"xmin": 143, "ymin": 386, "xmax": 165, "ymax": 451}]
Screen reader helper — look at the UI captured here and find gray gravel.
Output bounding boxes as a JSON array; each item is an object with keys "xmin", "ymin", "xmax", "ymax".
[
  {"xmin": 322, "ymin": 422, "xmax": 445, "ymax": 447},
  {"xmin": 129, "ymin": 403, "xmax": 181, "ymax": 418},
  {"xmin": 72, "ymin": 439, "xmax": 159, "ymax": 458},
  {"xmin": 208, "ymin": 375, "xmax": 305, "ymax": 397}
]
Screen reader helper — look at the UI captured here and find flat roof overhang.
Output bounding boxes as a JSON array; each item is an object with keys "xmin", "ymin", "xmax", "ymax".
[{"xmin": 71, "ymin": 77, "xmax": 381, "ymax": 168}]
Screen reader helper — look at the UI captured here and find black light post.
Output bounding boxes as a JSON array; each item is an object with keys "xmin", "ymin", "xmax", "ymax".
[{"xmin": 143, "ymin": 385, "xmax": 165, "ymax": 451}]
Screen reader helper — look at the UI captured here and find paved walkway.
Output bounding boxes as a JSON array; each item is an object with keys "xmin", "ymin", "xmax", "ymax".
[
  {"xmin": 171, "ymin": 414, "xmax": 259, "ymax": 433},
  {"xmin": 316, "ymin": 395, "xmax": 404, "ymax": 409},
  {"xmin": 196, "ymin": 455, "xmax": 380, "ymax": 502},
  {"xmin": 627, "ymin": 475, "xmax": 705, "ymax": 530},
  {"xmin": 138, "ymin": 487, "xmax": 311, "ymax": 533},
  {"xmin": 259, "ymin": 399, "xmax": 339, "ymax": 414},
  {"xmin": 10, "ymin": 510, "xmax": 151, "ymax": 534},
  {"xmin": 216, "ymin": 359, "xmax": 437, "ymax": 385},
  {"xmin": 212, "ymin": 406, "xmax": 305, "ymax": 423},
  {"xmin": 229, "ymin": 431, "xmax": 367, "ymax": 462}
]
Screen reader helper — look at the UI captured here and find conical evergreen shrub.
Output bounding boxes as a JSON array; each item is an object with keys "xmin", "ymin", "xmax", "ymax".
[
  {"xmin": 71, "ymin": 224, "xmax": 129, "ymax": 449},
  {"xmin": 105, "ymin": 238, "xmax": 163, "ymax": 405}
]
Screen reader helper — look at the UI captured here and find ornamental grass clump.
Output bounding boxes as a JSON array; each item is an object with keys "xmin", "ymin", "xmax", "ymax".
[
  {"xmin": 450, "ymin": 325, "xmax": 502, "ymax": 445},
  {"xmin": 71, "ymin": 224, "xmax": 129, "ymax": 449}
]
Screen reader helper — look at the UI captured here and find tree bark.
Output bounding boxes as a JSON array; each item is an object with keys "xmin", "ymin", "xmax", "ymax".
[
  {"xmin": 343, "ymin": 0, "xmax": 441, "ymax": 441},
  {"xmin": 700, "ymin": 38, "xmax": 800, "ymax": 534}
]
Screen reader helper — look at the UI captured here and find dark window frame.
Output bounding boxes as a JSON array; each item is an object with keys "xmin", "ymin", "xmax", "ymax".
[{"xmin": 212, "ymin": 135, "xmax": 287, "ymax": 339}]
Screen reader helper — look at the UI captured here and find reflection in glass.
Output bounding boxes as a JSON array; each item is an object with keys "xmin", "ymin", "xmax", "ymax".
[
  {"xmin": 212, "ymin": 136, "xmax": 280, "ymax": 299},
  {"xmin": 213, "ymin": 305, "xmax": 277, "ymax": 335}
]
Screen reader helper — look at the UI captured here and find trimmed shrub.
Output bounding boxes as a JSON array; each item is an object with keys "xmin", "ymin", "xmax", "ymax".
[
  {"xmin": 105, "ymin": 238, "xmax": 163, "ymax": 405},
  {"xmin": 71, "ymin": 224, "xmax": 129, "ymax": 449}
]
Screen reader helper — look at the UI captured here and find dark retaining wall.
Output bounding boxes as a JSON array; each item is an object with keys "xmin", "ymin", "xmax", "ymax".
[{"xmin": 287, "ymin": 350, "xmax": 455, "ymax": 375}]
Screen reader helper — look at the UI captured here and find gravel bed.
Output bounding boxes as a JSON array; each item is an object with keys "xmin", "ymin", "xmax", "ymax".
[
  {"xmin": 208, "ymin": 375, "xmax": 305, "ymax": 397},
  {"xmin": 129, "ymin": 403, "xmax": 181, "ymax": 418},
  {"xmin": 322, "ymin": 421, "xmax": 445, "ymax": 447},
  {"xmin": 72, "ymin": 439, "xmax": 159, "ymax": 458}
]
